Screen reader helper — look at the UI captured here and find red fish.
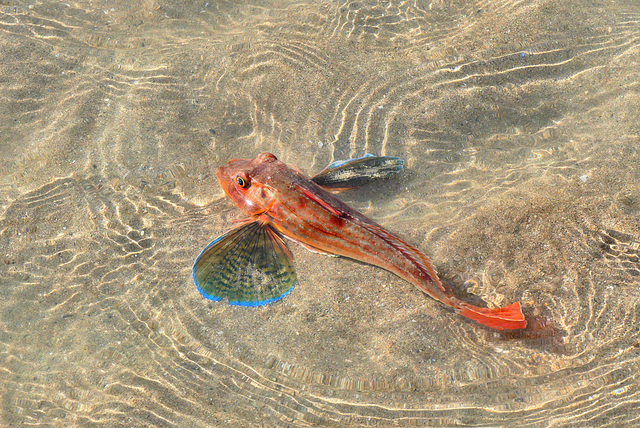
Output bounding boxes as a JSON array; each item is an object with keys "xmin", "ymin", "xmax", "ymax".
[{"xmin": 193, "ymin": 152, "xmax": 527, "ymax": 330}]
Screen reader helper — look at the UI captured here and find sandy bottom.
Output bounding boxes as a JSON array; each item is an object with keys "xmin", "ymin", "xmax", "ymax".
[{"xmin": 1, "ymin": 1, "xmax": 639, "ymax": 426}]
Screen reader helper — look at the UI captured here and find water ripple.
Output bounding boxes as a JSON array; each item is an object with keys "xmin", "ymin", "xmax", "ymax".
[{"xmin": 1, "ymin": 0, "xmax": 640, "ymax": 426}]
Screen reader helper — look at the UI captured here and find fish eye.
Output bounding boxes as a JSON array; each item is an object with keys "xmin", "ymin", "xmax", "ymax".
[{"xmin": 236, "ymin": 175, "xmax": 249, "ymax": 188}]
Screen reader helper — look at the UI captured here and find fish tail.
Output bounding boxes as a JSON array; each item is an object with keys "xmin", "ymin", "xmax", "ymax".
[{"xmin": 457, "ymin": 301, "xmax": 527, "ymax": 330}]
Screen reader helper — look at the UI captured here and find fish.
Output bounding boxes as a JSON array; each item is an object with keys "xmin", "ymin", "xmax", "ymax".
[{"xmin": 193, "ymin": 152, "xmax": 527, "ymax": 330}]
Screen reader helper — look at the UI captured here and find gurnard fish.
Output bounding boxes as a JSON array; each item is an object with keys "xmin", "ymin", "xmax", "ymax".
[{"xmin": 193, "ymin": 152, "xmax": 527, "ymax": 330}]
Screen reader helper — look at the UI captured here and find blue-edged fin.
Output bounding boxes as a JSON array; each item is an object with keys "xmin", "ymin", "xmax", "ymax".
[
  {"xmin": 311, "ymin": 154, "xmax": 404, "ymax": 190},
  {"xmin": 193, "ymin": 221, "xmax": 297, "ymax": 306}
]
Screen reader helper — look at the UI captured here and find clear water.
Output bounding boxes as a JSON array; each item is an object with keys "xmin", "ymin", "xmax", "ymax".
[{"xmin": 1, "ymin": 0, "xmax": 639, "ymax": 426}]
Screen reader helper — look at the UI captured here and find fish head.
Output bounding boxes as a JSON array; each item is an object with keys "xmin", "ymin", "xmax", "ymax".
[{"xmin": 217, "ymin": 152, "xmax": 281, "ymax": 216}]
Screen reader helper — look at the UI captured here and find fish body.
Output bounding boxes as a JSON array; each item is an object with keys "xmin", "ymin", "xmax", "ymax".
[{"xmin": 197, "ymin": 152, "xmax": 526, "ymax": 330}]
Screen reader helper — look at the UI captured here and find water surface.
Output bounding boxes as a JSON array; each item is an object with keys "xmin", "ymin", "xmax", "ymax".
[{"xmin": 1, "ymin": 0, "xmax": 640, "ymax": 426}]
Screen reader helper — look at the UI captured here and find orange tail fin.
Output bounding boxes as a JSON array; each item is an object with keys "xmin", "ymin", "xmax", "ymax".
[{"xmin": 458, "ymin": 302, "xmax": 527, "ymax": 330}]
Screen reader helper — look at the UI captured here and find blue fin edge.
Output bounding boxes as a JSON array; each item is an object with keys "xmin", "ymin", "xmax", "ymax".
[
  {"xmin": 325, "ymin": 153, "xmax": 376, "ymax": 169},
  {"xmin": 192, "ymin": 234, "xmax": 296, "ymax": 306}
]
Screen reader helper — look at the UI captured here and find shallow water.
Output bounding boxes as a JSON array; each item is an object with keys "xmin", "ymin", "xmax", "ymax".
[{"xmin": 1, "ymin": 0, "xmax": 640, "ymax": 426}]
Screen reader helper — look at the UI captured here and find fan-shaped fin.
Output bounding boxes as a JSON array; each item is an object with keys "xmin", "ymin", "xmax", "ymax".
[
  {"xmin": 311, "ymin": 154, "xmax": 404, "ymax": 190},
  {"xmin": 193, "ymin": 221, "xmax": 297, "ymax": 306}
]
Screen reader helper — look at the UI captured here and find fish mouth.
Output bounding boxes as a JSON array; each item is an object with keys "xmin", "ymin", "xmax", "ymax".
[
  {"xmin": 216, "ymin": 162, "xmax": 238, "ymax": 202},
  {"xmin": 216, "ymin": 163, "xmax": 229, "ymax": 185}
]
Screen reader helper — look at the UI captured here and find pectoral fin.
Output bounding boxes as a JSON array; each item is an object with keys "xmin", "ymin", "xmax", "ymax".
[
  {"xmin": 193, "ymin": 221, "xmax": 297, "ymax": 306},
  {"xmin": 311, "ymin": 154, "xmax": 404, "ymax": 190}
]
